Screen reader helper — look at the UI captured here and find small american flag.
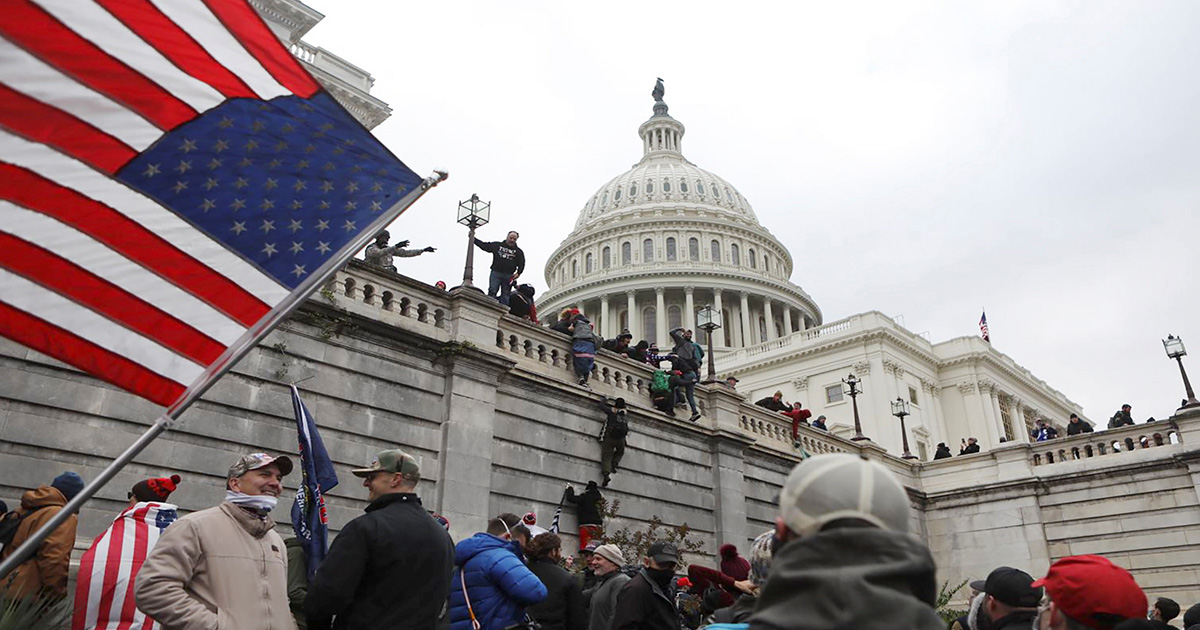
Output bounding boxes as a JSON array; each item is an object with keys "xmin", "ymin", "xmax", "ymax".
[
  {"xmin": 0, "ymin": 0, "xmax": 433, "ymax": 410},
  {"xmin": 979, "ymin": 310, "xmax": 990, "ymax": 343}
]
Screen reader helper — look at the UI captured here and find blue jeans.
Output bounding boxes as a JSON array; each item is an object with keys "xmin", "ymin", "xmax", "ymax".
[
  {"xmin": 679, "ymin": 371, "xmax": 698, "ymax": 414},
  {"xmin": 487, "ymin": 269, "xmax": 513, "ymax": 305}
]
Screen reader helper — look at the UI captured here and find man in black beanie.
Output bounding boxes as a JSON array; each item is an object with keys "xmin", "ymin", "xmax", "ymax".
[{"xmin": 598, "ymin": 397, "xmax": 629, "ymax": 487}]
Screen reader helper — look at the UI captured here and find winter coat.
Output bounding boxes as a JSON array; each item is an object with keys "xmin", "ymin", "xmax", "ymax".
[
  {"xmin": 135, "ymin": 502, "xmax": 294, "ymax": 630},
  {"xmin": 565, "ymin": 485, "xmax": 605, "ymax": 527},
  {"xmin": 1109, "ymin": 411, "xmax": 1135, "ymax": 429},
  {"xmin": 610, "ymin": 569, "xmax": 680, "ymax": 630},
  {"xmin": 960, "ymin": 443, "xmax": 981, "ymax": 455},
  {"xmin": 810, "ymin": 419, "xmax": 827, "ymax": 431},
  {"xmin": 1031, "ymin": 425, "xmax": 1059, "ymax": 441},
  {"xmin": 551, "ymin": 319, "xmax": 574, "ymax": 335},
  {"xmin": 526, "ymin": 558, "xmax": 586, "ymax": 630},
  {"xmin": 991, "ymin": 610, "xmax": 1038, "ymax": 630},
  {"xmin": 669, "ymin": 328, "xmax": 700, "ymax": 373},
  {"xmin": 755, "ymin": 397, "xmax": 789, "ymax": 413},
  {"xmin": 0, "ymin": 485, "xmax": 77, "ymax": 599},
  {"xmin": 933, "ymin": 445, "xmax": 953, "ymax": 460},
  {"xmin": 712, "ymin": 594, "xmax": 756, "ymax": 624},
  {"xmin": 573, "ymin": 317, "xmax": 602, "ymax": 347},
  {"xmin": 306, "ymin": 493, "xmax": 454, "ymax": 630},
  {"xmin": 1066, "ymin": 419, "xmax": 1094, "ymax": 435},
  {"xmin": 748, "ymin": 527, "xmax": 944, "ymax": 630},
  {"xmin": 585, "ymin": 570, "xmax": 630, "ymax": 630},
  {"xmin": 474, "ymin": 239, "xmax": 525, "ymax": 274},
  {"xmin": 448, "ymin": 533, "xmax": 547, "ymax": 630}
]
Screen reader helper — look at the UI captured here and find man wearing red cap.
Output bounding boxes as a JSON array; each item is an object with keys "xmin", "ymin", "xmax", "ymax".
[
  {"xmin": 73, "ymin": 475, "xmax": 182, "ymax": 630},
  {"xmin": 1032, "ymin": 554, "xmax": 1148, "ymax": 630}
]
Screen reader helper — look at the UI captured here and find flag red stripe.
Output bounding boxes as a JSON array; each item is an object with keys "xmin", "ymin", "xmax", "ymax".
[
  {"xmin": 71, "ymin": 535, "xmax": 100, "ymax": 630},
  {"xmin": 2, "ymin": 0, "xmax": 196, "ymax": 130},
  {"xmin": 93, "ymin": 502, "xmax": 129, "ymax": 626},
  {"xmin": 0, "ymin": 164, "xmax": 271, "ymax": 327},
  {"xmin": 0, "ymin": 83, "xmax": 136, "ymax": 174},
  {"xmin": 94, "ymin": 0, "xmax": 258, "ymax": 100},
  {"xmin": 116, "ymin": 506, "xmax": 152, "ymax": 630},
  {"xmin": 0, "ymin": 302, "xmax": 185, "ymax": 406},
  {"xmin": 0, "ymin": 234, "xmax": 226, "ymax": 366},
  {"xmin": 199, "ymin": 0, "xmax": 320, "ymax": 98}
]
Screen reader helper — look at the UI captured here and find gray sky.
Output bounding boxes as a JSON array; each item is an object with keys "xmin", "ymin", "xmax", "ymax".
[{"xmin": 303, "ymin": 1, "xmax": 1200, "ymax": 424}]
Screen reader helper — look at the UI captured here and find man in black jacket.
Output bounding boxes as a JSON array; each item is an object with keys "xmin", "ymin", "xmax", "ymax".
[
  {"xmin": 565, "ymin": 481, "xmax": 605, "ymax": 548},
  {"xmin": 597, "ymin": 398, "xmax": 629, "ymax": 486},
  {"xmin": 307, "ymin": 449, "xmax": 453, "ymax": 630},
  {"xmin": 971, "ymin": 566, "xmax": 1042, "ymax": 630},
  {"xmin": 1066, "ymin": 414, "xmax": 1094, "ymax": 435},
  {"xmin": 474, "ymin": 231, "xmax": 525, "ymax": 305},
  {"xmin": 611, "ymin": 541, "xmax": 681, "ymax": 630}
]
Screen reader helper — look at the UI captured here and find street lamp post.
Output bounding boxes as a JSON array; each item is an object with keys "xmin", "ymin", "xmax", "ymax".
[
  {"xmin": 696, "ymin": 305, "xmax": 721, "ymax": 383},
  {"xmin": 891, "ymin": 397, "xmax": 919, "ymax": 460},
  {"xmin": 1163, "ymin": 335, "xmax": 1200, "ymax": 410},
  {"xmin": 456, "ymin": 194, "xmax": 490, "ymax": 291},
  {"xmin": 843, "ymin": 374, "xmax": 868, "ymax": 441}
]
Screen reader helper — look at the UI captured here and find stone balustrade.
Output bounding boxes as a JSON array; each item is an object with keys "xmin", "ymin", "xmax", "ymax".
[
  {"xmin": 736, "ymin": 404, "xmax": 853, "ymax": 457},
  {"xmin": 321, "ymin": 261, "xmax": 452, "ymax": 341},
  {"xmin": 1031, "ymin": 421, "xmax": 1183, "ymax": 466}
]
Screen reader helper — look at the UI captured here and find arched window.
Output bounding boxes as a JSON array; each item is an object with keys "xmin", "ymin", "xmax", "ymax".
[
  {"xmin": 666, "ymin": 237, "xmax": 677, "ymax": 261},
  {"xmin": 602, "ymin": 246, "xmax": 611, "ymax": 269},
  {"xmin": 696, "ymin": 181, "xmax": 705, "ymax": 195},
  {"xmin": 643, "ymin": 307, "xmax": 657, "ymax": 343},
  {"xmin": 621, "ymin": 242, "xmax": 631, "ymax": 265},
  {"xmin": 688, "ymin": 237, "xmax": 699, "ymax": 261},
  {"xmin": 731, "ymin": 244, "xmax": 740, "ymax": 265},
  {"xmin": 668, "ymin": 305, "xmax": 682, "ymax": 330},
  {"xmin": 646, "ymin": 180, "xmax": 654, "ymax": 194},
  {"xmin": 764, "ymin": 255, "xmax": 770, "ymax": 273},
  {"xmin": 643, "ymin": 239, "xmax": 654, "ymax": 262},
  {"xmin": 585, "ymin": 252, "xmax": 593, "ymax": 273},
  {"xmin": 601, "ymin": 192, "xmax": 608, "ymax": 205},
  {"xmin": 629, "ymin": 183, "xmax": 638, "ymax": 197},
  {"xmin": 749, "ymin": 248, "xmax": 757, "ymax": 269},
  {"xmin": 572, "ymin": 259, "xmax": 578, "ymax": 278},
  {"xmin": 663, "ymin": 179, "xmax": 671, "ymax": 192},
  {"xmin": 614, "ymin": 188, "xmax": 622, "ymax": 201},
  {"xmin": 710, "ymin": 240, "xmax": 720, "ymax": 262},
  {"xmin": 680, "ymin": 180, "xmax": 689, "ymax": 193}
]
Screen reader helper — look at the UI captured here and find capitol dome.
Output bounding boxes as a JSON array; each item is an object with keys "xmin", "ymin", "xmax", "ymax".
[{"xmin": 540, "ymin": 84, "xmax": 821, "ymax": 350}]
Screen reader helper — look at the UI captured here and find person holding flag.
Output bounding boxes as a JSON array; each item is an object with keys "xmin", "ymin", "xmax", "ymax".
[
  {"xmin": 72, "ymin": 475, "xmax": 182, "ymax": 630},
  {"xmin": 306, "ymin": 449, "xmax": 454, "ymax": 630}
]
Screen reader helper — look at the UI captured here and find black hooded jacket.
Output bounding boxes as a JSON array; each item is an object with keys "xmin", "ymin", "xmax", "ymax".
[{"xmin": 748, "ymin": 527, "xmax": 944, "ymax": 630}]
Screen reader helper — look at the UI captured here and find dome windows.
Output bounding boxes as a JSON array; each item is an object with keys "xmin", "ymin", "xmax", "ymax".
[
  {"xmin": 731, "ymin": 244, "xmax": 740, "ymax": 265},
  {"xmin": 710, "ymin": 239, "xmax": 720, "ymax": 262},
  {"xmin": 643, "ymin": 238, "xmax": 654, "ymax": 262},
  {"xmin": 688, "ymin": 237, "xmax": 699, "ymax": 261},
  {"xmin": 696, "ymin": 181, "xmax": 705, "ymax": 195},
  {"xmin": 668, "ymin": 305, "xmax": 682, "ymax": 330},
  {"xmin": 629, "ymin": 183, "xmax": 638, "ymax": 197},
  {"xmin": 749, "ymin": 248, "xmax": 757, "ymax": 269},
  {"xmin": 602, "ymin": 246, "xmax": 611, "ymax": 269},
  {"xmin": 680, "ymin": 180, "xmax": 688, "ymax": 193},
  {"xmin": 586, "ymin": 252, "xmax": 594, "ymax": 273},
  {"xmin": 615, "ymin": 188, "xmax": 622, "ymax": 201},
  {"xmin": 646, "ymin": 180, "xmax": 654, "ymax": 194},
  {"xmin": 621, "ymin": 242, "xmax": 631, "ymax": 265},
  {"xmin": 666, "ymin": 237, "xmax": 677, "ymax": 261},
  {"xmin": 662, "ymin": 180, "xmax": 671, "ymax": 193},
  {"xmin": 572, "ymin": 259, "xmax": 578, "ymax": 278},
  {"xmin": 601, "ymin": 192, "xmax": 608, "ymax": 206}
]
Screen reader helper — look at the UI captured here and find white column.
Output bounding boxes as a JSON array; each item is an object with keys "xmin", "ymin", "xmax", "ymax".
[
  {"xmin": 739, "ymin": 292, "xmax": 751, "ymax": 348},
  {"xmin": 655, "ymin": 287, "xmax": 667, "ymax": 344},
  {"xmin": 783, "ymin": 308, "xmax": 793, "ymax": 335},
  {"xmin": 626, "ymin": 290, "xmax": 638, "ymax": 341},
  {"xmin": 712, "ymin": 289, "xmax": 725, "ymax": 348},
  {"xmin": 600, "ymin": 295, "xmax": 610, "ymax": 338},
  {"xmin": 763, "ymin": 299, "xmax": 777, "ymax": 341},
  {"xmin": 684, "ymin": 287, "xmax": 696, "ymax": 332}
]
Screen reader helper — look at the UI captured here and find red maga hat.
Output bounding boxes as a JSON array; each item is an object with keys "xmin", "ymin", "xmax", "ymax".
[{"xmin": 1031, "ymin": 555, "xmax": 1146, "ymax": 628}]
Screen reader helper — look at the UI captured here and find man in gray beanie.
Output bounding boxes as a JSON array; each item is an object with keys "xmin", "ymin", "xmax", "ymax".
[{"xmin": 748, "ymin": 453, "xmax": 944, "ymax": 630}]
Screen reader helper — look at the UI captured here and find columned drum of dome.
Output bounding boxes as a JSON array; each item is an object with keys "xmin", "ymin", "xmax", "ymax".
[{"xmin": 540, "ymin": 82, "xmax": 821, "ymax": 350}]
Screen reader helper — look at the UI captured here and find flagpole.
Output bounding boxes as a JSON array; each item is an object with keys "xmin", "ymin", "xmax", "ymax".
[{"xmin": 0, "ymin": 171, "xmax": 447, "ymax": 581}]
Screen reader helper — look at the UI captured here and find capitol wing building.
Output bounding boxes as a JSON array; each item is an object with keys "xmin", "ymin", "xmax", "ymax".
[{"xmin": 541, "ymin": 87, "xmax": 1086, "ymax": 460}]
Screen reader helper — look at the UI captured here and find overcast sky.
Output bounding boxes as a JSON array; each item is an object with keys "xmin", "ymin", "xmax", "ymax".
[{"xmin": 302, "ymin": 1, "xmax": 1199, "ymax": 424}]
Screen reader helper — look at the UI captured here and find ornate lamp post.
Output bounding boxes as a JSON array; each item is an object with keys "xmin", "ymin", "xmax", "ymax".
[
  {"xmin": 1163, "ymin": 335, "xmax": 1200, "ymax": 410},
  {"xmin": 891, "ymin": 397, "xmax": 919, "ymax": 460},
  {"xmin": 456, "ymin": 194, "xmax": 490, "ymax": 291},
  {"xmin": 696, "ymin": 305, "xmax": 721, "ymax": 383},
  {"xmin": 843, "ymin": 374, "xmax": 868, "ymax": 441}
]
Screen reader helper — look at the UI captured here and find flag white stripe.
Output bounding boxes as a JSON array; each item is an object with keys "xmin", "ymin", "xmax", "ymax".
[
  {"xmin": 104, "ymin": 508, "xmax": 139, "ymax": 625},
  {"xmin": 147, "ymin": 0, "xmax": 291, "ymax": 100},
  {"xmin": 0, "ymin": 39, "xmax": 161, "ymax": 148},
  {"xmin": 32, "ymin": 0, "xmax": 226, "ymax": 114},
  {"xmin": 0, "ymin": 269, "xmax": 203, "ymax": 384},
  {"xmin": 0, "ymin": 130, "xmax": 291, "ymax": 304},
  {"xmin": 0, "ymin": 202, "xmax": 245, "ymax": 346},
  {"xmin": 82, "ymin": 518, "xmax": 115, "ymax": 630}
]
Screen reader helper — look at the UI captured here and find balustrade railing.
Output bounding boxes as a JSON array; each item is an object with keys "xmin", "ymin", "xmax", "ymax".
[
  {"xmin": 320, "ymin": 262, "xmax": 450, "ymax": 336},
  {"xmin": 1030, "ymin": 422, "xmax": 1181, "ymax": 466},
  {"xmin": 737, "ymin": 405, "xmax": 851, "ymax": 456}
]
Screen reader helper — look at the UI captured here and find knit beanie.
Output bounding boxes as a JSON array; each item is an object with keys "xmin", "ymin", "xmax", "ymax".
[
  {"xmin": 719, "ymin": 543, "xmax": 751, "ymax": 581},
  {"xmin": 131, "ymin": 474, "xmax": 181, "ymax": 502},
  {"xmin": 51, "ymin": 472, "xmax": 84, "ymax": 502},
  {"xmin": 748, "ymin": 529, "xmax": 775, "ymax": 587}
]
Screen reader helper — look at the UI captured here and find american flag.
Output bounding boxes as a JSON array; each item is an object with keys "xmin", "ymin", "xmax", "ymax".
[
  {"xmin": 72, "ymin": 502, "xmax": 178, "ymax": 630},
  {"xmin": 0, "ymin": 0, "xmax": 433, "ymax": 410},
  {"xmin": 979, "ymin": 310, "xmax": 990, "ymax": 343}
]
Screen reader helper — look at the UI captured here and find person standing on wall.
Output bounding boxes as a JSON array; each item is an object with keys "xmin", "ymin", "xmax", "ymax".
[{"xmin": 474, "ymin": 230, "xmax": 525, "ymax": 305}]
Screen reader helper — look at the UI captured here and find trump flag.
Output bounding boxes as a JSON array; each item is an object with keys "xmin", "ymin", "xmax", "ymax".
[
  {"xmin": 290, "ymin": 384, "xmax": 338, "ymax": 579},
  {"xmin": 0, "ymin": 0, "xmax": 438, "ymax": 411}
]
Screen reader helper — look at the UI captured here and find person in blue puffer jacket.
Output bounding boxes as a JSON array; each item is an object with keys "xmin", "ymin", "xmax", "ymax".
[{"xmin": 449, "ymin": 513, "xmax": 548, "ymax": 630}]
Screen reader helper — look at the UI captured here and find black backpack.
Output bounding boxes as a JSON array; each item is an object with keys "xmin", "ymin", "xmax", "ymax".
[
  {"xmin": 0, "ymin": 506, "xmax": 45, "ymax": 552},
  {"xmin": 607, "ymin": 411, "xmax": 629, "ymax": 439}
]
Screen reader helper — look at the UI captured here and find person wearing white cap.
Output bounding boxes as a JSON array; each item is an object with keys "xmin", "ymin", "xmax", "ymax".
[
  {"xmin": 747, "ymin": 453, "xmax": 943, "ymax": 630},
  {"xmin": 136, "ymin": 452, "xmax": 295, "ymax": 630},
  {"xmin": 584, "ymin": 544, "xmax": 630, "ymax": 630}
]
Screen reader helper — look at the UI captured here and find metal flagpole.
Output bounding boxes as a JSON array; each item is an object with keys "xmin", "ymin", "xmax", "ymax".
[{"xmin": 0, "ymin": 171, "xmax": 447, "ymax": 581}]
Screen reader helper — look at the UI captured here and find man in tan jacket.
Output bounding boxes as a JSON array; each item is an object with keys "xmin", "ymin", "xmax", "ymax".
[
  {"xmin": 0, "ymin": 471, "xmax": 83, "ymax": 600},
  {"xmin": 135, "ymin": 453, "xmax": 295, "ymax": 630}
]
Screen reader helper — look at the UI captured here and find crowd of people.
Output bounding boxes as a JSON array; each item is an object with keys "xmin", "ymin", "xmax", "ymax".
[{"xmin": 5, "ymin": 451, "xmax": 1197, "ymax": 630}]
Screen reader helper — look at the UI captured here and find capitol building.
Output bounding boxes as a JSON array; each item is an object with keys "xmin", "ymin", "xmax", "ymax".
[{"xmin": 541, "ymin": 85, "xmax": 1087, "ymax": 460}]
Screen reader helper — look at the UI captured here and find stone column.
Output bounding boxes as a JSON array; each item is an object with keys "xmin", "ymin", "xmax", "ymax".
[
  {"xmin": 712, "ymin": 289, "xmax": 726, "ymax": 348},
  {"xmin": 763, "ymin": 299, "xmax": 777, "ymax": 341},
  {"xmin": 626, "ymin": 290, "xmax": 638, "ymax": 340},
  {"xmin": 655, "ymin": 287, "xmax": 667, "ymax": 343},
  {"xmin": 600, "ymin": 295, "xmax": 610, "ymax": 338},
  {"xmin": 783, "ymin": 307, "xmax": 793, "ymax": 335},
  {"xmin": 991, "ymin": 391, "xmax": 1007, "ymax": 441},
  {"xmin": 739, "ymin": 292, "xmax": 752, "ymax": 349},
  {"xmin": 684, "ymin": 286, "xmax": 696, "ymax": 332}
]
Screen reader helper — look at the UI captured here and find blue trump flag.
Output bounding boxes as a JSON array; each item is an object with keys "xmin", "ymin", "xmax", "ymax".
[{"xmin": 291, "ymin": 385, "xmax": 338, "ymax": 578}]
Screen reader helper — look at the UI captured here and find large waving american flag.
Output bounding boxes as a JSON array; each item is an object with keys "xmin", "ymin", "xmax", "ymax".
[{"xmin": 0, "ymin": 0, "xmax": 435, "ymax": 410}]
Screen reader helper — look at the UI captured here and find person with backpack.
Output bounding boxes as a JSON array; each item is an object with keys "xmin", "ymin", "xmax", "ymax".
[
  {"xmin": 572, "ymin": 312, "xmax": 603, "ymax": 388},
  {"xmin": 650, "ymin": 370, "xmax": 681, "ymax": 417},
  {"xmin": 597, "ymin": 398, "xmax": 629, "ymax": 487},
  {"xmin": 0, "ymin": 471, "xmax": 84, "ymax": 600}
]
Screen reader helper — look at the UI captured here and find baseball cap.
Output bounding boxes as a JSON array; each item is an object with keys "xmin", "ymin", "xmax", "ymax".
[
  {"xmin": 351, "ymin": 449, "xmax": 420, "ymax": 480},
  {"xmin": 1031, "ymin": 555, "xmax": 1147, "ymax": 628},
  {"xmin": 228, "ymin": 453, "xmax": 293, "ymax": 479},
  {"xmin": 581, "ymin": 540, "xmax": 601, "ymax": 554},
  {"xmin": 594, "ymin": 544, "xmax": 626, "ymax": 567},
  {"xmin": 971, "ymin": 566, "xmax": 1041, "ymax": 608},
  {"xmin": 778, "ymin": 453, "xmax": 911, "ymax": 537},
  {"xmin": 647, "ymin": 540, "xmax": 679, "ymax": 565}
]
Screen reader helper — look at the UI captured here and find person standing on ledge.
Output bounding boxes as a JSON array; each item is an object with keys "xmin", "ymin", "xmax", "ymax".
[
  {"xmin": 364, "ymin": 230, "xmax": 435, "ymax": 272},
  {"xmin": 960, "ymin": 437, "xmax": 981, "ymax": 455},
  {"xmin": 474, "ymin": 230, "xmax": 525, "ymax": 305}
]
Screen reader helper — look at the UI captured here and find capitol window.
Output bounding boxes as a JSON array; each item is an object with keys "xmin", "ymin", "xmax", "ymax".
[
  {"xmin": 572, "ymin": 260, "xmax": 578, "ymax": 278},
  {"xmin": 601, "ymin": 192, "xmax": 608, "ymax": 205},
  {"xmin": 643, "ymin": 239, "xmax": 654, "ymax": 262},
  {"xmin": 826, "ymin": 385, "xmax": 844, "ymax": 404},
  {"xmin": 749, "ymin": 249, "xmax": 757, "ymax": 269},
  {"xmin": 621, "ymin": 242, "xmax": 631, "ymax": 265},
  {"xmin": 586, "ymin": 253, "xmax": 593, "ymax": 273},
  {"xmin": 725, "ymin": 188, "xmax": 733, "ymax": 202},
  {"xmin": 688, "ymin": 237, "xmax": 699, "ymax": 261},
  {"xmin": 663, "ymin": 180, "xmax": 671, "ymax": 193},
  {"xmin": 646, "ymin": 180, "xmax": 654, "ymax": 193},
  {"xmin": 696, "ymin": 181, "xmax": 705, "ymax": 195},
  {"xmin": 711, "ymin": 240, "xmax": 720, "ymax": 262},
  {"xmin": 643, "ymin": 307, "xmax": 657, "ymax": 343},
  {"xmin": 615, "ymin": 188, "xmax": 622, "ymax": 201},
  {"xmin": 731, "ymin": 244, "xmax": 740, "ymax": 265},
  {"xmin": 630, "ymin": 183, "xmax": 637, "ymax": 197},
  {"xmin": 666, "ymin": 237, "xmax": 677, "ymax": 261},
  {"xmin": 764, "ymin": 255, "xmax": 770, "ymax": 273},
  {"xmin": 668, "ymin": 305, "xmax": 682, "ymax": 330},
  {"xmin": 909, "ymin": 386, "xmax": 919, "ymax": 405},
  {"xmin": 680, "ymin": 180, "xmax": 688, "ymax": 193},
  {"xmin": 602, "ymin": 246, "xmax": 611, "ymax": 269}
]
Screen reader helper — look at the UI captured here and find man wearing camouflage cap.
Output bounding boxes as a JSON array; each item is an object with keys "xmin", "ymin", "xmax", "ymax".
[
  {"xmin": 307, "ymin": 449, "xmax": 454, "ymax": 630},
  {"xmin": 137, "ymin": 452, "xmax": 295, "ymax": 630}
]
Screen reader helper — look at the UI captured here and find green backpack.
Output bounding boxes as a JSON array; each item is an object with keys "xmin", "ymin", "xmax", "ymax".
[{"xmin": 650, "ymin": 370, "xmax": 671, "ymax": 394}]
